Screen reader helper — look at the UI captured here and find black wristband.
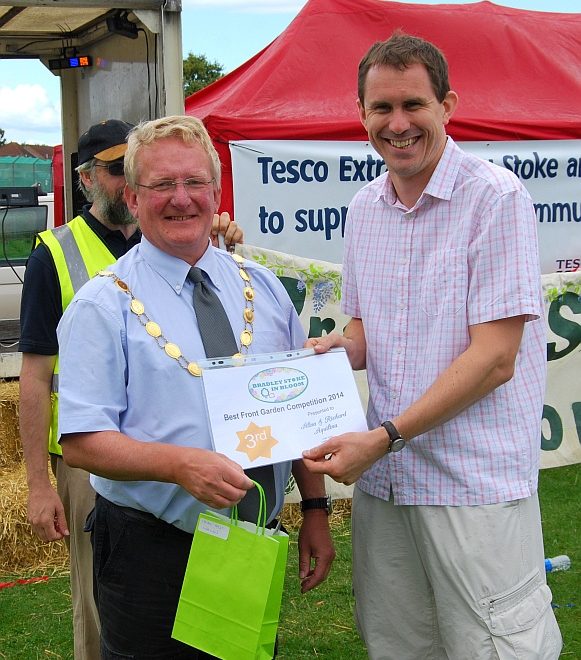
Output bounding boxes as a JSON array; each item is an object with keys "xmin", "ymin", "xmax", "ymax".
[{"xmin": 300, "ymin": 496, "xmax": 332, "ymax": 514}]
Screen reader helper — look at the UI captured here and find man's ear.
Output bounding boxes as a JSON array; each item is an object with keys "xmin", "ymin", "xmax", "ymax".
[
  {"xmin": 79, "ymin": 169, "xmax": 92, "ymax": 191},
  {"xmin": 442, "ymin": 90, "xmax": 459, "ymax": 125},
  {"xmin": 124, "ymin": 184, "xmax": 139, "ymax": 219},
  {"xmin": 213, "ymin": 184, "xmax": 222, "ymax": 215},
  {"xmin": 356, "ymin": 98, "xmax": 368, "ymax": 132}
]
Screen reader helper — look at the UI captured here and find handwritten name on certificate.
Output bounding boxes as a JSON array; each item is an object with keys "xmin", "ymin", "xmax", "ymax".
[{"xmin": 201, "ymin": 349, "xmax": 368, "ymax": 468}]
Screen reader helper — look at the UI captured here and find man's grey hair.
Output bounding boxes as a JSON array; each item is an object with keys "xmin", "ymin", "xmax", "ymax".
[
  {"xmin": 124, "ymin": 115, "xmax": 222, "ymax": 189},
  {"xmin": 75, "ymin": 159, "xmax": 96, "ymax": 202}
]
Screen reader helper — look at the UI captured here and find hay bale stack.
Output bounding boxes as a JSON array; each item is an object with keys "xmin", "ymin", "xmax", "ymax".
[
  {"xmin": 0, "ymin": 380, "xmax": 22, "ymax": 469},
  {"xmin": 0, "ymin": 381, "xmax": 69, "ymax": 573},
  {"xmin": 0, "ymin": 461, "xmax": 68, "ymax": 573}
]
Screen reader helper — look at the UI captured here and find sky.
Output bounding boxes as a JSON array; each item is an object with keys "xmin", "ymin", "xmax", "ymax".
[{"xmin": 0, "ymin": 0, "xmax": 577, "ymax": 146}]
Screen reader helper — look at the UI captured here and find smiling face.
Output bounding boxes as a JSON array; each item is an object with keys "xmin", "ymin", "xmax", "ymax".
[
  {"xmin": 124, "ymin": 136, "xmax": 221, "ymax": 264},
  {"xmin": 357, "ymin": 62, "xmax": 457, "ymax": 205}
]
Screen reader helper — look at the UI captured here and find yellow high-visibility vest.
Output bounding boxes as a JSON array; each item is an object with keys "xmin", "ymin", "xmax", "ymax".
[{"xmin": 37, "ymin": 216, "xmax": 116, "ymax": 455}]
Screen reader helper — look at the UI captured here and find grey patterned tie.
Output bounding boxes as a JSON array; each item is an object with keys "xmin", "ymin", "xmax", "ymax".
[{"xmin": 188, "ymin": 267, "xmax": 276, "ymax": 522}]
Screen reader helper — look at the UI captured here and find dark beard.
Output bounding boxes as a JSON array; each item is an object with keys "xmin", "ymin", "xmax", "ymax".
[
  {"xmin": 92, "ymin": 183, "xmax": 136, "ymax": 227},
  {"xmin": 104, "ymin": 194, "xmax": 136, "ymax": 227}
]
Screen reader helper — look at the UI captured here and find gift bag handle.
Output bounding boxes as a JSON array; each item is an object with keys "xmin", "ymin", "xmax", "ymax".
[{"xmin": 231, "ymin": 480, "xmax": 267, "ymax": 535}]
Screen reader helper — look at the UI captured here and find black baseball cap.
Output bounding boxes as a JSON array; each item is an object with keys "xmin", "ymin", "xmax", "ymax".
[{"xmin": 77, "ymin": 119, "xmax": 134, "ymax": 166}]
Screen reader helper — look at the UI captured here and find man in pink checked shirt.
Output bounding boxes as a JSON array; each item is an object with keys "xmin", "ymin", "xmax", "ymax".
[{"xmin": 303, "ymin": 31, "xmax": 561, "ymax": 660}]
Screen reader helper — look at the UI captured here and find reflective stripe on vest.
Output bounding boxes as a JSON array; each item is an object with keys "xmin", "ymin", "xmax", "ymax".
[
  {"xmin": 47, "ymin": 224, "xmax": 91, "ymax": 294},
  {"xmin": 37, "ymin": 215, "xmax": 117, "ymax": 311},
  {"xmin": 37, "ymin": 215, "xmax": 118, "ymax": 454}
]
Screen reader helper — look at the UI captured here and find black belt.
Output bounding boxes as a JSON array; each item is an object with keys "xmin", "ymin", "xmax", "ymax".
[{"xmin": 95, "ymin": 495, "xmax": 286, "ymax": 533}]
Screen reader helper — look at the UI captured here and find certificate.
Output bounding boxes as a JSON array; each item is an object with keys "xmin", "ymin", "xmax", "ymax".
[{"xmin": 200, "ymin": 348, "xmax": 368, "ymax": 468}]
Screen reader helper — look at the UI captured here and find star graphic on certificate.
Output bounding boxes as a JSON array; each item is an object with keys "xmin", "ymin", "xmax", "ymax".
[{"xmin": 235, "ymin": 422, "xmax": 279, "ymax": 461}]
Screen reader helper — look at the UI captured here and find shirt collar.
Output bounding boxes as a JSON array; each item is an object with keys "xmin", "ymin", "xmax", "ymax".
[
  {"xmin": 422, "ymin": 136, "xmax": 462, "ymax": 202},
  {"xmin": 381, "ymin": 177, "xmax": 398, "ymax": 206},
  {"xmin": 194, "ymin": 242, "xmax": 227, "ymax": 291},
  {"xmin": 138, "ymin": 237, "xmax": 224, "ymax": 294}
]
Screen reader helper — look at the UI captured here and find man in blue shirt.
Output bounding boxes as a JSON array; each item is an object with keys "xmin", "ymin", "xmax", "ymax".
[
  {"xmin": 58, "ymin": 115, "xmax": 335, "ymax": 658},
  {"xmin": 20, "ymin": 118, "xmax": 244, "ymax": 660}
]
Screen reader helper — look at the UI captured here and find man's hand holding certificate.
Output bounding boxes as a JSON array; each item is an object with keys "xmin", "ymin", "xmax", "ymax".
[{"xmin": 201, "ymin": 348, "xmax": 367, "ymax": 469}]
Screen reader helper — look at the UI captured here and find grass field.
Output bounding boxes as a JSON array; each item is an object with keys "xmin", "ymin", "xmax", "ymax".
[{"xmin": 0, "ymin": 465, "xmax": 578, "ymax": 659}]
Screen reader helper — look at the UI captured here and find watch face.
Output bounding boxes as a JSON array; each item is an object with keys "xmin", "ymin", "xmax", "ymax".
[
  {"xmin": 325, "ymin": 495, "xmax": 333, "ymax": 515},
  {"xmin": 390, "ymin": 437, "xmax": 406, "ymax": 453}
]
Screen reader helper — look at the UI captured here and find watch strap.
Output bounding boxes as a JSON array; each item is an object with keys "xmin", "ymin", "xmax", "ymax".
[
  {"xmin": 300, "ymin": 496, "xmax": 331, "ymax": 514},
  {"xmin": 381, "ymin": 420, "xmax": 404, "ymax": 452},
  {"xmin": 382, "ymin": 420, "xmax": 402, "ymax": 439}
]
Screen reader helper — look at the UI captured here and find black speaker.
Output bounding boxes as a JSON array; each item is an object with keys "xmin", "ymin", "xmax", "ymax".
[{"xmin": 0, "ymin": 186, "xmax": 39, "ymax": 207}]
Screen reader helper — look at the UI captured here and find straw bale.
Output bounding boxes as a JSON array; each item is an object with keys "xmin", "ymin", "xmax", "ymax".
[
  {"xmin": 0, "ymin": 379, "xmax": 22, "ymax": 468},
  {"xmin": 0, "ymin": 461, "xmax": 68, "ymax": 574}
]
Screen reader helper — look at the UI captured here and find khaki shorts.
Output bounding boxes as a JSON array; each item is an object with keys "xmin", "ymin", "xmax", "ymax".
[
  {"xmin": 352, "ymin": 487, "xmax": 562, "ymax": 660},
  {"xmin": 52, "ymin": 455, "xmax": 100, "ymax": 659}
]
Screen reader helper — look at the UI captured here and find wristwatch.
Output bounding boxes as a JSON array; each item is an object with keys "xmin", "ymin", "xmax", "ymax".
[
  {"xmin": 381, "ymin": 420, "xmax": 406, "ymax": 453},
  {"xmin": 300, "ymin": 495, "xmax": 333, "ymax": 515}
]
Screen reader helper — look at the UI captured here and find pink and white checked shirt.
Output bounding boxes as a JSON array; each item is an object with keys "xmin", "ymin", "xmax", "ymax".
[{"xmin": 343, "ymin": 138, "xmax": 547, "ymax": 506}]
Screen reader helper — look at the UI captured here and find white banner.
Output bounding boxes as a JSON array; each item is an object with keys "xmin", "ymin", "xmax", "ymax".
[
  {"xmin": 542, "ymin": 272, "xmax": 581, "ymax": 468},
  {"xmin": 237, "ymin": 245, "xmax": 581, "ymax": 493},
  {"xmin": 231, "ymin": 140, "xmax": 581, "ymax": 275}
]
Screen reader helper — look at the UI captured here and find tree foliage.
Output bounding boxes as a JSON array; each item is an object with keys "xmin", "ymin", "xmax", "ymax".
[
  {"xmin": 183, "ymin": 52, "xmax": 224, "ymax": 97},
  {"xmin": 0, "ymin": 128, "xmax": 5, "ymax": 146}
]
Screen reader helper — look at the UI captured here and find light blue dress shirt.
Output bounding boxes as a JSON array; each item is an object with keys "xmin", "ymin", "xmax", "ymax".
[{"xmin": 57, "ymin": 237, "xmax": 306, "ymax": 532}]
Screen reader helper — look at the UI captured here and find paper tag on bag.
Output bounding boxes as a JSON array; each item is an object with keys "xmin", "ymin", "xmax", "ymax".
[{"xmin": 198, "ymin": 517, "xmax": 230, "ymax": 540}]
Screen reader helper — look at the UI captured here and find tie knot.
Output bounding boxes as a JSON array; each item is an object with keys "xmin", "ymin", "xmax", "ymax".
[{"xmin": 188, "ymin": 267, "xmax": 205, "ymax": 285}]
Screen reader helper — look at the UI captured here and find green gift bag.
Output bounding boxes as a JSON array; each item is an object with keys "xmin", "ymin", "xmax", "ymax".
[{"xmin": 172, "ymin": 481, "xmax": 289, "ymax": 659}]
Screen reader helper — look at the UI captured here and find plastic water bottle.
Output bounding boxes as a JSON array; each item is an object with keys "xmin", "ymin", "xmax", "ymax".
[{"xmin": 545, "ymin": 555, "xmax": 571, "ymax": 573}]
